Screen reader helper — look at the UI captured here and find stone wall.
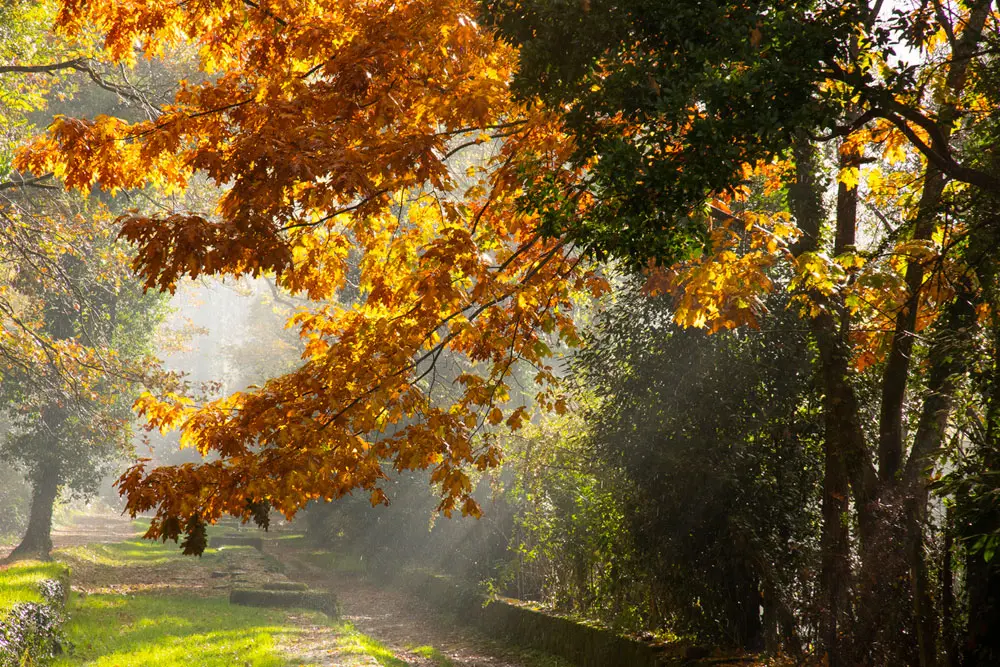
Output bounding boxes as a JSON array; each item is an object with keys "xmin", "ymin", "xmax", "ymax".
[{"xmin": 401, "ymin": 571, "xmax": 722, "ymax": 667}]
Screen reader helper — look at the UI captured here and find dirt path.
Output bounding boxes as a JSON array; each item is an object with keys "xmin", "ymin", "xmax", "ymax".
[
  {"xmin": 50, "ymin": 512, "xmax": 139, "ymax": 548},
  {"xmin": 0, "ymin": 510, "xmax": 138, "ymax": 561},
  {"xmin": 7, "ymin": 512, "xmax": 562, "ymax": 666},
  {"xmin": 272, "ymin": 542, "xmax": 558, "ymax": 667}
]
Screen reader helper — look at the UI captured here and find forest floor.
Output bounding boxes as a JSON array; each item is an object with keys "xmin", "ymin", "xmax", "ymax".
[
  {"xmin": 0, "ymin": 511, "xmax": 137, "ymax": 559},
  {"xmin": 21, "ymin": 510, "xmax": 568, "ymax": 667}
]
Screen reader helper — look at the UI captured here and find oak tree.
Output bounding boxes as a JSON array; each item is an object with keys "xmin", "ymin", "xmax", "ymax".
[{"xmin": 18, "ymin": 0, "xmax": 606, "ymax": 555}]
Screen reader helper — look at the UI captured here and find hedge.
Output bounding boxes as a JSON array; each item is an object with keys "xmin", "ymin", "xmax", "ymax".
[{"xmin": 0, "ymin": 562, "xmax": 70, "ymax": 667}]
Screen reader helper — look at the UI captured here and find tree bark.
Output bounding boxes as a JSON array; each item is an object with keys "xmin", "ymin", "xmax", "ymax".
[
  {"xmin": 7, "ymin": 466, "xmax": 61, "ymax": 561},
  {"xmin": 941, "ymin": 506, "xmax": 956, "ymax": 667},
  {"xmin": 790, "ymin": 136, "xmax": 874, "ymax": 666},
  {"xmin": 789, "ymin": 139, "xmax": 846, "ymax": 663},
  {"xmin": 877, "ymin": 0, "xmax": 991, "ymax": 487},
  {"xmin": 965, "ymin": 551, "xmax": 1000, "ymax": 666},
  {"xmin": 903, "ymin": 290, "xmax": 976, "ymax": 667},
  {"xmin": 819, "ymin": 410, "xmax": 850, "ymax": 667}
]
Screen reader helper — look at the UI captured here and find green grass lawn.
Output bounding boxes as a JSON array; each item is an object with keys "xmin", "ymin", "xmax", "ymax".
[
  {"xmin": 55, "ymin": 591, "xmax": 425, "ymax": 667},
  {"xmin": 60, "ymin": 539, "xmax": 215, "ymax": 568},
  {"xmin": 25, "ymin": 522, "xmax": 574, "ymax": 667},
  {"xmin": 54, "ymin": 593, "xmax": 317, "ymax": 667},
  {"xmin": 0, "ymin": 560, "xmax": 68, "ymax": 612},
  {"xmin": 49, "ymin": 530, "xmax": 406, "ymax": 666}
]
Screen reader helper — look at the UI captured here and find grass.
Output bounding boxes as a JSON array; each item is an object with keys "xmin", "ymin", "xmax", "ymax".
[
  {"xmin": 298, "ymin": 548, "xmax": 367, "ymax": 574},
  {"xmin": 0, "ymin": 560, "xmax": 68, "ymax": 612},
  {"xmin": 130, "ymin": 517, "xmax": 235, "ymax": 539},
  {"xmin": 54, "ymin": 593, "xmax": 413, "ymax": 667},
  {"xmin": 53, "ymin": 593, "xmax": 320, "ymax": 667},
  {"xmin": 275, "ymin": 533, "xmax": 307, "ymax": 542},
  {"xmin": 338, "ymin": 625, "xmax": 407, "ymax": 667},
  {"xmin": 49, "ymin": 527, "xmax": 402, "ymax": 666},
  {"xmin": 46, "ymin": 518, "xmax": 574, "ymax": 667},
  {"xmin": 410, "ymin": 645, "xmax": 455, "ymax": 666},
  {"xmin": 58, "ymin": 533, "xmax": 276, "ymax": 577},
  {"xmin": 60, "ymin": 539, "xmax": 225, "ymax": 568}
]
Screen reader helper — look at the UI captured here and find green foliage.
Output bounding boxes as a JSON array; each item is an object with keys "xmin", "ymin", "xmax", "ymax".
[
  {"xmin": 0, "ymin": 243, "xmax": 169, "ymax": 501},
  {"xmin": 0, "ymin": 0, "xmax": 59, "ymax": 128},
  {"xmin": 501, "ymin": 408, "xmax": 644, "ymax": 630},
  {"xmin": 575, "ymin": 284, "xmax": 822, "ymax": 648},
  {"xmin": 0, "ymin": 562, "xmax": 69, "ymax": 666},
  {"xmin": 304, "ymin": 466, "xmax": 511, "ymax": 583},
  {"xmin": 494, "ymin": 281, "xmax": 820, "ymax": 650},
  {"xmin": 484, "ymin": 0, "xmax": 857, "ymax": 266},
  {"xmin": 0, "ymin": 463, "xmax": 31, "ymax": 541}
]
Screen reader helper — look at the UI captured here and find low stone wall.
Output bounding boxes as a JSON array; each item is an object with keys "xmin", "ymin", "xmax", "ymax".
[
  {"xmin": 210, "ymin": 535, "xmax": 265, "ymax": 550},
  {"xmin": 230, "ymin": 588, "xmax": 338, "ymax": 617},
  {"xmin": 402, "ymin": 571, "xmax": 723, "ymax": 667},
  {"xmin": 0, "ymin": 568, "xmax": 70, "ymax": 667}
]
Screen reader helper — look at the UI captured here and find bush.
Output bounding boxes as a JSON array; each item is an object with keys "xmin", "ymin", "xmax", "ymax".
[{"xmin": 0, "ymin": 578, "xmax": 68, "ymax": 667}]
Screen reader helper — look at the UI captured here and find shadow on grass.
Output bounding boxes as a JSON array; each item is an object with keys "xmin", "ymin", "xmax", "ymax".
[{"xmin": 54, "ymin": 594, "xmax": 319, "ymax": 667}]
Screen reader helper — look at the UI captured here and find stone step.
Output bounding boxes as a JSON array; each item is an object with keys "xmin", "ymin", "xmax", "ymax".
[{"xmin": 229, "ymin": 588, "xmax": 338, "ymax": 617}]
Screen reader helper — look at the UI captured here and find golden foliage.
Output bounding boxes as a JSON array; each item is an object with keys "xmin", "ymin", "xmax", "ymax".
[{"xmin": 20, "ymin": 0, "xmax": 605, "ymax": 543}]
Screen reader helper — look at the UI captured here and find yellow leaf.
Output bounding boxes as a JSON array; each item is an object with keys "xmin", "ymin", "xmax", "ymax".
[{"xmin": 838, "ymin": 165, "xmax": 860, "ymax": 190}]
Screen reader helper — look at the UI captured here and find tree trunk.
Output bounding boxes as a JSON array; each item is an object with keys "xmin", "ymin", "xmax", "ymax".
[
  {"xmin": 941, "ymin": 506, "xmax": 956, "ymax": 667},
  {"xmin": 910, "ymin": 510, "xmax": 937, "ymax": 667},
  {"xmin": 7, "ymin": 467, "xmax": 61, "ymax": 561},
  {"xmin": 901, "ymin": 291, "xmax": 976, "ymax": 667},
  {"xmin": 789, "ymin": 137, "xmax": 867, "ymax": 666},
  {"xmin": 859, "ymin": 8, "xmax": 993, "ymax": 662},
  {"xmin": 819, "ymin": 421, "xmax": 850, "ymax": 667},
  {"xmin": 965, "ymin": 551, "xmax": 1000, "ymax": 666}
]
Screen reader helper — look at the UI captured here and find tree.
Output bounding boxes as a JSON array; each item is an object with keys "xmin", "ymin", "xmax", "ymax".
[
  {"xmin": 15, "ymin": 1, "xmax": 1000, "ymax": 663},
  {"xmin": 17, "ymin": 0, "xmax": 605, "ymax": 555},
  {"xmin": 489, "ymin": 0, "xmax": 1000, "ymax": 664},
  {"xmin": 483, "ymin": 0, "xmax": 857, "ymax": 265},
  {"xmin": 1, "ymin": 0, "xmax": 170, "ymax": 560},
  {"xmin": 570, "ymin": 284, "xmax": 823, "ymax": 652},
  {"xmin": 0, "ymin": 199, "xmax": 167, "ymax": 560}
]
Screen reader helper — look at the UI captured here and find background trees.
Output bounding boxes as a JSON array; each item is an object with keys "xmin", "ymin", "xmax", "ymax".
[
  {"xmin": 18, "ymin": 0, "xmax": 605, "ymax": 550},
  {"xmin": 9, "ymin": 0, "xmax": 1000, "ymax": 665},
  {"xmin": 0, "ymin": 0, "xmax": 169, "ymax": 560},
  {"xmin": 0, "ymin": 220, "xmax": 165, "ymax": 559},
  {"xmin": 483, "ymin": 1, "xmax": 1000, "ymax": 664},
  {"xmin": 574, "ymin": 286, "xmax": 822, "ymax": 651}
]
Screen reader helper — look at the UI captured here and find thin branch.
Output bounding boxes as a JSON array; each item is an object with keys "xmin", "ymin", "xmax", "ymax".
[
  {"xmin": 0, "ymin": 173, "xmax": 56, "ymax": 192},
  {"xmin": 0, "ymin": 59, "xmax": 85, "ymax": 74}
]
